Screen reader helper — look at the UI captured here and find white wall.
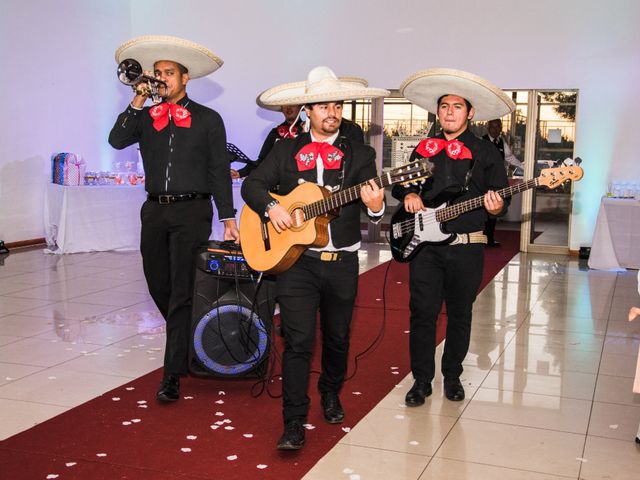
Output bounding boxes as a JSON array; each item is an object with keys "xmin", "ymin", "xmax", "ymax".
[{"xmin": 2, "ymin": 0, "xmax": 639, "ymax": 250}]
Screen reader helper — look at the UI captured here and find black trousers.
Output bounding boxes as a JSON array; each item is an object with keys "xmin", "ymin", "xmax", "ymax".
[
  {"xmin": 276, "ymin": 253, "xmax": 359, "ymax": 422},
  {"xmin": 408, "ymin": 243, "xmax": 484, "ymax": 382},
  {"xmin": 140, "ymin": 198, "xmax": 213, "ymax": 376}
]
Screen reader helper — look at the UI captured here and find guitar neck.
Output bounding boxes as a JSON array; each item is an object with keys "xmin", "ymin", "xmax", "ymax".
[
  {"xmin": 302, "ymin": 172, "xmax": 395, "ymax": 219},
  {"xmin": 436, "ymin": 178, "xmax": 539, "ymax": 223}
]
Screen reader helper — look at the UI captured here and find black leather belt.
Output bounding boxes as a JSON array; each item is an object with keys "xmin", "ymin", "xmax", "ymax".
[
  {"xmin": 303, "ymin": 250, "xmax": 357, "ymax": 262},
  {"xmin": 147, "ymin": 193, "xmax": 211, "ymax": 204}
]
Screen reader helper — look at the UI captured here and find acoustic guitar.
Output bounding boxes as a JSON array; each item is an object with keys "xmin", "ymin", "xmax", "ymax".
[
  {"xmin": 388, "ymin": 165, "xmax": 584, "ymax": 262},
  {"xmin": 240, "ymin": 161, "xmax": 430, "ymax": 274}
]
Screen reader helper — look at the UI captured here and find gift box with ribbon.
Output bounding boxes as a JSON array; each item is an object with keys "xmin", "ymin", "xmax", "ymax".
[{"xmin": 51, "ymin": 153, "xmax": 87, "ymax": 186}]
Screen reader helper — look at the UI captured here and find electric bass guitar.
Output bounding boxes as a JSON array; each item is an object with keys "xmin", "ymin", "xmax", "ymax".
[
  {"xmin": 388, "ymin": 165, "xmax": 584, "ymax": 262},
  {"xmin": 240, "ymin": 161, "xmax": 430, "ymax": 274}
]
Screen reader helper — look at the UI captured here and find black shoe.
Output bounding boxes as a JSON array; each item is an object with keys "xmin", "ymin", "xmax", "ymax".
[
  {"xmin": 156, "ymin": 374, "xmax": 180, "ymax": 402},
  {"xmin": 321, "ymin": 392, "xmax": 344, "ymax": 424},
  {"xmin": 405, "ymin": 380, "xmax": 432, "ymax": 407},
  {"xmin": 636, "ymin": 436, "xmax": 640, "ymax": 444},
  {"xmin": 276, "ymin": 419, "xmax": 305, "ymax": 450},
  {"xmin": 444, "ymin": 378, "xmax": 465, "ymax": 401},
  {"xmin": 487, "ymin": 241, "xmax": 501, "ymax": 247}
]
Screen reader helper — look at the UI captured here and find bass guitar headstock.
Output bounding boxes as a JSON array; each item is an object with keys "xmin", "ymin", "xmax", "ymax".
[{"xmin": 538, "ymin": 166, "xmax": 584, "ymax": 189}]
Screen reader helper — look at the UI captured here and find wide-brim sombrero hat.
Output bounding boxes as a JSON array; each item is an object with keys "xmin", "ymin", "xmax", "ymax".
[
  {"xmin": 258, "ymin": 66, "xmax": 389, "ymax": 108},
  {"xmin": 400, "ymin": 68, "xmax": 515, "ymax": 121},
  {"xmin": 115, "ymin": 35, "xmax": 223, "ymax": 79}
]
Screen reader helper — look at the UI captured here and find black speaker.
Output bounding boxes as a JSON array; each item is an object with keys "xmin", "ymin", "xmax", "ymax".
[{"xmin": 189, "ymin": 241, "xmax": 276, "ymax": 377}]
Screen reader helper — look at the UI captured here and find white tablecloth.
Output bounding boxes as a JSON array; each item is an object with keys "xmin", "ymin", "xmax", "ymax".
[
  {"xmin": 44, "ymin": 183, "xmax": 147, "ymax": 254},
  {"xmin": 44, "ymin": 183, "xmax": 245, "ymax": 254},
  {"xmin": 588, "ymin": 197, "xmax": 640, "ymax": 270}
]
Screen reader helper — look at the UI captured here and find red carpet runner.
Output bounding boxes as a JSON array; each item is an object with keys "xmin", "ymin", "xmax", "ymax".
[{"xmin": 0, "ymin": 231, "xmax": 520, "ymax": 479}]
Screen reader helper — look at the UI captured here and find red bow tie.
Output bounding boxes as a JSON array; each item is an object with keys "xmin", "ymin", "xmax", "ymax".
[
  {"xmin": 149, "ymin": 103, "xmax": 192, "ymax": 131},
  {"xmin": 277, "ymin": 124, "xmax": 299, "ymax": 139},
  {"xmin": 416, "ymin": 138, "xmax": 472, "ymax": 160},
  {"xmin": 295, "ymin": 142, "xmax": 344, "ymax": 171}
]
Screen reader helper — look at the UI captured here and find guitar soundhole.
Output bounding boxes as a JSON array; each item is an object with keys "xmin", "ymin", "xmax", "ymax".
[{"xmin": 290, "ymin": 208, "xmax": 306, "ymax": 229}]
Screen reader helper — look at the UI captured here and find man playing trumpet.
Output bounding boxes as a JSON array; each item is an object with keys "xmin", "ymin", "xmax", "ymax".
[{"xmin": 109, "ymin": 35, "xmax": 239, "ymax": 403}]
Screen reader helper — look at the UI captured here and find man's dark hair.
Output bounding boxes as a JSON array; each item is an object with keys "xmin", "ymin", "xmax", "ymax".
[
  {"xmin": 176, "ymin": 63, "xmax": 189, "ymax": 75},
  {"xmin": 437, "ymin": 94, "xmax": 472, "ymax": 111},
  {"xmin": 305, "ymin": 100, "xmax": 345, "ymax": 110}
]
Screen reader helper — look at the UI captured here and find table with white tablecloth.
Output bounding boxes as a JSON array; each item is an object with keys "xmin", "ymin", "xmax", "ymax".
[
  {"xmin": 588, "ymin": 197, "xmax": 640, "ymax": 270},
  {"xmin": 44, "ymin": 182, "xmax": 245, "ymax": 254}
]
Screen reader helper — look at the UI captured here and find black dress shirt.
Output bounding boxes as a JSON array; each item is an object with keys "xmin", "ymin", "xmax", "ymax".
[
  {"xmin": 108, "ymin": 95, "xmax": 235, "ymax": 219},
  {"xmin": 392, "ymin": 128, "xmax": 508, "ymax": 233}
]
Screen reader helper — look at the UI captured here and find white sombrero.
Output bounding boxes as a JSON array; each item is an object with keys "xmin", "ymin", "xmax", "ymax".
[
  {"xmin": 115, "ymin": 35, "xmax": 223, "ymax": 79},
  {"xmin": 400, "ymin": 68, "xmax": 515, "ymax": 121},
  {"xmin": 258, "ymin": 66, "xmax": 389, "ymax": 107}
]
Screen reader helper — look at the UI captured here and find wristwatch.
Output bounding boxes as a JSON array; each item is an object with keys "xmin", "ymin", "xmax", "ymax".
[{"xmin": 264, "ymin": 199, "xmax": 279, "ymax": 217}]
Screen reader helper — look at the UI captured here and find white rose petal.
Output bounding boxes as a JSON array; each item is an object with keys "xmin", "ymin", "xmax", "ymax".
[
  {"xmin": 303, "ymin": 424, "xmax": 315, "ymax": 430},
  {"xmin": 184, "ymin": 396, "xmax": 194, "ymax": 400},
  {"xmin": 243, "ymin": 434, "xmax": 254, "ymax": 438},
  {"xmin": 65, "ymin": 462, "xmax": 76, "ymax": 467},
  {"xmin": 390, "ymin": 366, "xmax": 399, "ymax": 370},
  {"xmin": 46, "ymin": 475, "xmax": 59, "ymax": 479},
  {"xmin": 341, "ymin": 427, "xmax": 351, "ymax": 433},
  {"xmin": 210, "ymin": 425, "xmax": 220, "ymax": 430},
  {"xmin": 112, "ymin": 397, "xmax": 120, "ymax": 401},
  {"xmin": 215, "ymin": 412, "xmax": 224, "ymax": 416},
  {"xmin": 187, "ymin": 435, "xmax": 197, "ymax": 440},
  {"xmin": 218, "ymin": 391, "xmax": 226, "ymax": 395},
  {"xmin": 224, "ymin": 426, "xmax": 235, "ymax": 430},
  {"xmin": 126, "ymin": 387, "xmax": 135, "ymax": 391},
  {"xmin": 181, "ymin": 448, "xmax": 191, "ymax": 453},
  {"xmin": 122, "ymin": 421, "xmax": 132, "ymax": 426},
  {"xmin": 352, "ymin": 392, "xmax": 362, "ymax": 395},
  {"xmin": 96, "ymin": 453, "xmax": 107, "ymax": 457},
  {"xmin": 256, "ymin": 464, "xmax": 268, "ymax": 469},
  {"xmin": 137, "ymin": 400, "xmax": 147, "ymax": 405},
  {"xmin": 227, "ymin": 455, "xmax": 237, "ymax": 461},
  {"xmin": 131, "ymin": 419, "xmax": 141, "ymax": 423},
  {"xmin": 138, "ymin": 404, "xmax": 148, "ymax": 409},
  {"xmin": 409, "ymin": 440, "xmax": 419, "ymax": 445},
  {"xmin": 391, "ymin": 371, "xmax": 399, "ymax": 375},
  {"xmin": 215, "ymin": 400, "xmax": 225, "ymax": 404}
]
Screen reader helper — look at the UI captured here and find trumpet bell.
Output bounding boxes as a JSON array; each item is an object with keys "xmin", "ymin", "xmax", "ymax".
[{"xmin": 117, "ymin": 58, "xmax": 144, "ymax": 86}]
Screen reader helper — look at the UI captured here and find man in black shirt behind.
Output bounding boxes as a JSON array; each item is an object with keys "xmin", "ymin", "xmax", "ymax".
[
  {"xmin": 109, "ymin": 35, "xmax": 239, "ymax": 402},
  {"xmin": 393, "ymin": 68, "xmax": 514, "ymax": 406}
]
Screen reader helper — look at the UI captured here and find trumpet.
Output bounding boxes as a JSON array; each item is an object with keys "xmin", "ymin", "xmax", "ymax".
[{"xmin": 117, "ymin": 58, "xmax": 167, "ymax": 104}]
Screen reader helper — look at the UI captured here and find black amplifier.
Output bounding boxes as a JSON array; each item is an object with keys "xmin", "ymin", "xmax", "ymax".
[{"xmin": 196, "ymin": 241, "xmax": 256, "ymax": 279}]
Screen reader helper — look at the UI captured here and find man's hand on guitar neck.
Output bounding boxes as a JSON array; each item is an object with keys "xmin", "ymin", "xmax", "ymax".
[
  {"xmin": 483, "ymin": 190, "xmax": 504, "ymax": 216},
  {"xmin": 360, "ymin": 179, "xmax": 385, "ymax": 213},
  {"xmin": 403, "ymin": 192, "xmax": 425, "ymax": 213},
  {"xmin": 268, "ymin": 204, "xmax": 293, "ymax": 233}
]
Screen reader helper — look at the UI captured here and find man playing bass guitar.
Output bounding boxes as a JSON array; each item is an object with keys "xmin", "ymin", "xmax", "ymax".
[{"xmin": 391, "ymin": 68, "xmax": 513, "ymax": 406}]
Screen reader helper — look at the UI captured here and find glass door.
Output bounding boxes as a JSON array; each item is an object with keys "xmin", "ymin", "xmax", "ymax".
[{"xmin": 524, "ymin": 91, "xmax": 578, "ymax": 251}]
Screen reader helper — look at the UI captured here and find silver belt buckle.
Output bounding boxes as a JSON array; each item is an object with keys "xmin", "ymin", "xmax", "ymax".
[{"xmin": 158, "ymin": 195, "xmax": 171, "ymax": 204}]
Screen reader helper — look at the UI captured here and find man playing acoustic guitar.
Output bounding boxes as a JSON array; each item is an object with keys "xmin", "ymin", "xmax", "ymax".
[
  {"xmin": 392, "ymin": 68, "xmax": 513, "ymax": 407},
  {"xmin": 241, "ymin": 66, "xmax": 388, "ymax": 450}
]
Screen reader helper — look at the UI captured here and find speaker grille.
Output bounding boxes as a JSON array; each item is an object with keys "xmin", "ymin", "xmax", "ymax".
[{"xmin": 192, "ymin": 303, "xmax": 269, "ymax": 376}]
